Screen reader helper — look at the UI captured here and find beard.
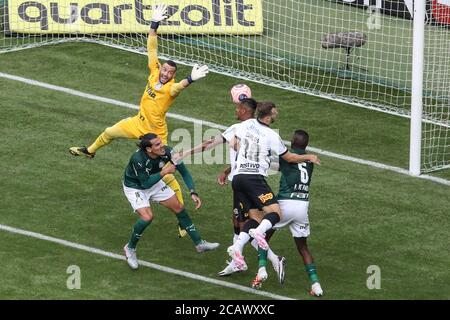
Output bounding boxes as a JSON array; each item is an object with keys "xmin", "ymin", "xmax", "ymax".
[{"xmin": 159, "ymin": 76, "xmax": 170, "ymax": 84}]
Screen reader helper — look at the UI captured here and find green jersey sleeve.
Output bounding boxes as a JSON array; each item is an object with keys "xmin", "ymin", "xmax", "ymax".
[{"xmin": 176, "ymin": 162, "xmax": 195, "ymax": 191}]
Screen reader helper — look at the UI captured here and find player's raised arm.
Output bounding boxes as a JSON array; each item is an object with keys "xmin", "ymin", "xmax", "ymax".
[
  {"xmin": 268, "ymin": 126, "xmax": 321, "ymax": 165},
  {"xmin": 170, "ymin": 64, "xmax": 209, "ymax": 97},
  {"xmin": 171, "ymin": 134, "xmax": 224, "ymax": 163},
  {"xmin": 147, "ymin": 4, "xmax": 168, "ymax": 71},
  {"xmin": 281, "ymin": 152, "xmax": 320, "ymax": 165}
]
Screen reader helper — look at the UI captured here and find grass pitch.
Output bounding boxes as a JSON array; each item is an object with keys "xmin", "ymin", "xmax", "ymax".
[{"xmin": 0, "ymin": 43, "xmax": 449, "ymax": 300}]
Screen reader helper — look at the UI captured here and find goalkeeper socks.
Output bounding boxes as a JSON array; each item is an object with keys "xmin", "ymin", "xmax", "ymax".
[
  {"xmin": 128, "ymin": 218, "xmax": 152, "ymax": 249},
  {"xmin": 88, "ymin": 131, "xmax": 113, "ymax": 154},
  {"xmin": 88, "ymin": 125, "xmax": 129, "ymax": 154},
  {"xmin": 305, "ymin": 263, "xmax": 320, "ymax": 284},
  {"xmin": 176, "ymin": 209, "xmax": 202, "ymax": 245},
  {"xmin": 257, "ymin": 247, "xmax": 268, "ymax": 268}
]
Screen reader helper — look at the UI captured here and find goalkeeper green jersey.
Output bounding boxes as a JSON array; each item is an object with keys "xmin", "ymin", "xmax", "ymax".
[
  {"xmin": 123, "ymin": 146, "xmax": 195, "ymax": 191},
  {"xmin": 277, "ymin": 148, "xmax": 313, "ymax": 201}
]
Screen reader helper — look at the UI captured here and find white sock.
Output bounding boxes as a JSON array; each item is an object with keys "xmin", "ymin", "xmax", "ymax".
[
  {"xmin": 258, "ymin": 266, "xmax": 268, "ymax": 278},
  {"xmin": 256, "ymin": 219, "xmax": 273, "ymax": 234},
  {"xmin": 250, "ymin": 238, "xmax": 258, "ymax": 251},
  {"xmin": 235, "ymin": 232, "xmax": 250, "ymax": 253},
  {"xmin": 233, "ymin": 234, "xmax": 239, "ymax": 244},
  {"xmin": 252, "ymin": 236, "xmax": 278, "ymax": 270},
  {"xmin": 267, "ymin": 249, "xmax": 278, "ymax": 269}
]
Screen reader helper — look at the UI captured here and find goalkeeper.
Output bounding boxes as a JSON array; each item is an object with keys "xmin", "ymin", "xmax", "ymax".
[{"xmin": 69, "ymin": 4, "xmax": 208, "ymax": 238}]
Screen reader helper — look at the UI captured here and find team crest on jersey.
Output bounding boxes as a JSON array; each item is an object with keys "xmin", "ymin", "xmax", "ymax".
[
  {"xmin": 258, "ymin": 192, "xmax": 274, "ymax": 204},
  {"xmin": 155, "ymin": 82, "xmax": 162, "ymax": 90}
]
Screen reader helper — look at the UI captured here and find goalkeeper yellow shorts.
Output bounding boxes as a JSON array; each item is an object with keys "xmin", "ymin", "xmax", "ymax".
[
  {"xmin": 112, "ymin": 117, "xmax": 147, "ymax": 139},
  {"xmin": 115, "ymin": 116, "xmax": 168, "ymax": 144}
]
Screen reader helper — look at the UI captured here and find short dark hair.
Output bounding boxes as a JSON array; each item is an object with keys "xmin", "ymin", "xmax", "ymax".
[
  {"xmin": 256, "ymin": 101, "xmax": 276, "ymax": 119},
  {"xmin": 138, "ymin": 133, "xmax": 158, "ymax": 150},
  {"xmin": 292, "ymin": 130, "xmax": 309, "ymax": 150},
  {"xmin": 165, "ymin": 60, "xmax": 177, "ymax": 71},
  {"xmin": 241, "ymin": 98, "xmax": 257, "ymax": 110}
]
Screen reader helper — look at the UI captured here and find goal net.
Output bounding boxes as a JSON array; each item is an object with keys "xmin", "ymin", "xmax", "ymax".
[{"xmin": 0, "ymin": 0, "xmax": 449, "ymax": 173}]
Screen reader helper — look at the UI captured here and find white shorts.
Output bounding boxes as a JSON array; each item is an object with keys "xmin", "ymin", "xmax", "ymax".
[
  {"xmin": 274, "ymin": 199, "xmax": 310, "ymax": 238},
  {"xmin": 123, "ymin": 180, "xmax": 175, "ymax": 212}
]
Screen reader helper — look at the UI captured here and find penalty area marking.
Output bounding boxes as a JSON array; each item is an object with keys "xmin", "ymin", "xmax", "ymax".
[
  {"xmin": 0, "ymin": 223, "xmax": 295, "ymax": 300},
  {"xmin": 0, "ymin": 72, "xmax": 448, "ymax": 187}
]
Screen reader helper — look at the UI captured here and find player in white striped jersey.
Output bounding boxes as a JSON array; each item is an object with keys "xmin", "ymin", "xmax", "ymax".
[
  {"xmin": 172, "ymin": 96, "xmax": 286, "ymax": 277},
  {"xmin": 219, "ymin": 100, "xmax": 285, "ymax": 277},
  {"xmin": 227, "ymin": 102, "xmax": 320, "ymax": 286}
]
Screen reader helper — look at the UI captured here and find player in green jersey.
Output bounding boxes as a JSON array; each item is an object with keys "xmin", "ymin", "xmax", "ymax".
[
  {"xmin": 122, "ymin": 133, "xmax": 219, "ymax": 269},
  {"xmin": 251, "ymin": 130, "xmax": 323, "ymax": 296}
]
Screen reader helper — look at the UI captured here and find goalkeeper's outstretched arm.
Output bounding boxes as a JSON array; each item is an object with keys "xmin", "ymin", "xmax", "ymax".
[
  {"xmin": 147, "ymin": 4, "xmax": 168, "ymax": 71},
  {"xmin": 170, "ymin": 64, "xmax": 210, "ymax": 96},
  {"xmin": 149, "ymin": 3, "xmax": 168, "ymax": 37},
  {"xmin": 148, "ymin": 4, "xmax": 209, "ymax": 94}
]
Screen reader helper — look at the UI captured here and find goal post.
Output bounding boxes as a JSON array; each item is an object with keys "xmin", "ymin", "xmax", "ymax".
[
  {"xmin": 0, "ymin": 0, "xmax": 449, "ymax": 174},
  {"xmin": 409, "ymin": 0, "xmax": 425, "ymax": 176}
]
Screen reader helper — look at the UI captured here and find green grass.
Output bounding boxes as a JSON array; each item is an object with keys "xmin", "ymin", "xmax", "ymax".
[
  {"xmin": 0, "ymin": 42, "xmax": 449, "ymax": 300},
  {"xmin": 0, "ymin": 232, "xmax": 265, "ymax": 300},
  {"xmin": 1, "ymin": 1, "xmax": 449, "ymax": 171}
]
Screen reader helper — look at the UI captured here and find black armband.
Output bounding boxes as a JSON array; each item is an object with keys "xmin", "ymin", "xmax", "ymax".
[
  {"xmin": 186, "ymin": 75, "xmax": 194, "ymax": 84},
  {"xmin": 190, "ymin": 190, "xmax": 199, "ymax": 197},
  {"xmin": 151, "ymin": 21, "xmax": 160, "ymax": 30}
]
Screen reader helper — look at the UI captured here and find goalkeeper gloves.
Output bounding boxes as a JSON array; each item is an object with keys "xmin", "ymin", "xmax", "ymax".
[
  {"xmin": 186, "ymin": 64, "xmax": 209, "ymax": 84},
  {"xmin": 151, "ymin": 4, "xmax": 169, "ymax": 30}
]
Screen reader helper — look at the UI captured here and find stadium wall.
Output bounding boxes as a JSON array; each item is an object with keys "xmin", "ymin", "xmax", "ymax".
[{"xmin": 334, "ymin": 0, "xmax": 450, "ymax": 26}]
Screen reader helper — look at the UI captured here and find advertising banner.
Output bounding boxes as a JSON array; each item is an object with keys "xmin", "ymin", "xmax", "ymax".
[{"xmin": 5, "ymin": 0, "xmax": 263, "ymax": 34}]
